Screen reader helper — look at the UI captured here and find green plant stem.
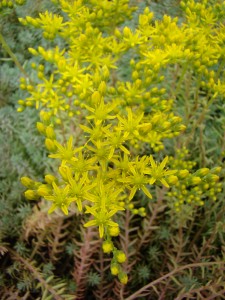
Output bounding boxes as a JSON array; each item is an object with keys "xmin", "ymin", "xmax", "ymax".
[
  {"xmin": 174, "ymin": 64, "xmax": 189, "ymax": 98},
  {"xmin": 0, "ymin": 33, "xmax": 29, "ymax": 78},
  {"xmin": 184, "ymin": 94, "xmax": 213, "ymax": 148},
  {"xmin": 125, "ymin": 261, "xmax": 225, "ymax": 300},
  {"xmin": 199, "ymin": 124, "xmax": 206, "ymax": 167}
]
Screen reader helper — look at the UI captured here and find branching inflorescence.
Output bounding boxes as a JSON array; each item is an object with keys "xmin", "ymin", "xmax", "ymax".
[{"xmin": 19, "ymin": 0, "xmax": 224, "ymax": 284}]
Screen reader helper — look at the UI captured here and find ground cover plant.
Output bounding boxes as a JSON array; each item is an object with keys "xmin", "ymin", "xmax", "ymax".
[{"xmin": 0, "ymin": 0, "xmax": 225, "ymax": 299}]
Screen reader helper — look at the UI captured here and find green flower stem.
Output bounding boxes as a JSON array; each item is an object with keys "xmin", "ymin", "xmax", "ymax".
[
  {"xmin": 174, "ymin": 63, "xmax": 189, "ymax": 98},
  {"xmin": 0, "ymin": 32, "xmax": 28, "ymax": 77}
]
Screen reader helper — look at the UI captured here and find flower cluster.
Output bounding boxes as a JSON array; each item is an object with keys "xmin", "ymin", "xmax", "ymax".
[
  {"xmin": 19, "ymin": 0, "xmax": 224, "ymax": 283},
  {"xmin": 167, "ymin": 148, "xmax": 222, "ymax": 212},
  {"xmin": 0, "ymin": 0, "xmax": 25, "ymax": 10}
]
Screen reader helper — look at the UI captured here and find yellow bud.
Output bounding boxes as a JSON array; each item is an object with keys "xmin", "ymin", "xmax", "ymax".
[
  {"xmin": 59, "ymin": 166, "xmax": 69, "ymax": 182},
  {"xmin": 45, "ymin": 174, "xmax": 57, "ymax": 184},
  {"xmin": 21, "ymin": 177, "xmax": 34, "ymax": 188},
  {"xmin": 178, "ymin": 169, "xmax": 189, "ymax": 178},
  {"xmin": 197, "ymin": 168, "xmax": 209, "ymax": 176},
  {"xmin": 17, "ymin": 107, "xmax": 25, "ymax": 112},
  {"xmin": 26, "ymin": 101, "xmax": 33, "ymax": 107},
  {"xmin": 119, "ymin": 272, "xmax": 128, "ymax": 284},
  {"xmin": 91, "ymin": 91, "xmax": 101, "ymax": 104},
  {"xmin": 95, "ymin": 9, "xmax": 103, "ymax": 17},
  {"xmin": 180, "ymin": 1, "xmax": 185, "ymax": 8},
  {"xmin": 28, "ymin": 48, "xmax": 38, "ymax": 56},
  {"xmin": 178, "ymin": 124, "xmax": 186, "ymax": 131},
  {"xmin": 46, "ymin": 126, "xmax": 56, "ymax": 139},
  {"xmin": 144, "ymin": 7, "xmax": 150, "ymax": 14},
  {"xmin": 36, "ymin": 122, "xmax": 46, "ymax": 134},
  {"xmin": 139, "ymin": 207, "xmax": 145, "ymax": 213},
  {"xmin": 114, "ymin": 28, "xmax": 121, "ymax": 39},
  {"xmin": 167, "ymin": 175, "xmax": 178, "ymax": 185},
  {"xmin": 20, "ymin": 84, "xmax": 26, "ymax": 90},
  {"xmin": 18, "ymin": 18, "xmax": 27, "ymax": 26},
  {"xmin": 98, "ymin": 81, "xmax": 107, "ymax": 94},
  {"xmin": 24, "ymin": 190, "xmax": 38, "ymax": 200},
  {"xmin": 211, "ymin": 174, "xmax": 219, "ymax": 182},
  {"xmin": 26, "ymin": 16, "xmax": 33, "ymax": 23},
  {"xmin": 191, "ymin": 176, "xmax": 201, "ymax": 185},
  {"xmin": 18, "ymin": 100, "xmax": 25, "ymax": 106},
  {"xmin": 162, "ymin": 121, "xmax": 170, "ymax": 130},
  {"xmin": 40, "ymin": 111, "xmax": 51, "ymax": 124},
  {"xmin": 139, "ymin": 14, "xmax": 148, "ymax": 26},
  {"xmin": 31, "ymin": 62, "xmax": 36, "ymax": 69},
  {"xmin": 111, "ymin": 264, "xmax": 120, "ymax": 275},
  {"xmin": 45, "ymin": 139, "xmax": 56, "ymax": 152},
  {"xmin": 37, "ymin": 184, "xmax": 51, "ymax": 196},
  {"xmin": 102, "ymin": 241, "xmax": 114, "ymax": 253},
  {"xmin": 38, "ymin": 72, "xmax": 44, "ymax": 79},
  {"xmin": 128, "ymin": 203, "xmax": 134, "ymax": 209},
  {"xmin": 123, "ymin": 26, "xmax": 131, "ymax": 38},
  {"xmin": 116, "ymin": 251, "xmax": 126, "ymax": 263},
  {"xmin": 203, "ymin": 183, "xmax": 209, "ymax": 190},
  {"xmin": 211, "ymin": 167, "xmax": 221, "ymax": 174},
  {"xmin": 171, "ymin": 116, "xmax": 181, "ymax": 124},
  {"xmin": 119, "ymin": 201, "xmax": 125, "ymax": 208},
  {"xmin": 102, "ymin": 66, "xmax": 110, "ymax": 79},
  {"xmin": 38, "ymin": 46, "xmax": 45, "ymax": 55},
  {"xmin": 108, "ymin": 226, "xmax": 120, "ymax": 237},
  {"xmin": 205, "ymin": 174, "xmax": 219, "ymax": 183}
]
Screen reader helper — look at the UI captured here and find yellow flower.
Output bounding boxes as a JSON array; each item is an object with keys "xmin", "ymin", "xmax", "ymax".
[
  {"xmin": 147, "ymin": 156, "xmax": 176, "ymax": 188},
  {"xmin": 45, "ymin": 182, "xmax": 74, "ymax": 215},
  {"xmin": 49, "ymin": 136, "xmax": 81, "ymax": 163},
  {"xmin": 84, "ymin": 206, "xmax": 118, "ymax": 238}
]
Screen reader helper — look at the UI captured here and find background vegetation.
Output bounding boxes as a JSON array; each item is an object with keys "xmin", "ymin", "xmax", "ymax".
[{"xmin": 0, "ymin": 0, "xmax": 224, "ymax": 299}]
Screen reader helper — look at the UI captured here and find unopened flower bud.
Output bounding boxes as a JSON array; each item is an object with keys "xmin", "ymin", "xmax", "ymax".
[
  {"xmin": 197, "ymin": 168, "xmax": 210, "ymax": 176},
  {"xmin": 45, "ymin": 174, "xmax": 57, "ymax": 184},
  {"xmin": 91, "ymin": 91, "xmax": 101, "ymax": 104},
  {"xmin": 123, "ymin": 26, "xmax": 131, "ymax": 38},
  {"xmin": 40, "ymin": 111, "xmax": 51, "ymax": 124},
  {"xmin": 21, "ymin": 177, "xmax": 35, "ymax": 188},
  {"xmin": 102, "ymin": 241, "xmax": 114, "ymax": 253},
  {"xmin": 190, "ymin": 176, "xmax": 201, "ymax": 185},
  {"xmin": 211, "ymin": 167, "xmax": 221, "ymax": 174},
  {"xmin": 178, "ymin": 169, "xmax": 189, "ymax": 178},
  {"xmin": 115, "ymin": 251, "xmax": 126, "ymax": 263},
  {"xmin": 167, "ymin": 175, "xmax": 178, "ymax": 185},
  {"xmin": 111, "ymin": 263, "xmax": 120, "ymax": 275},
  {"xmin": 36, "ymin": 122, "xmax": 46, "ymax": 134},
  {"xmin": 118, "ymin": 272, "xmax": 128, "ymax": 284},
  {"xmin": 37, "ymin": 184, "xmax": 52, "ymax": 196},
  {"xmin": 24, "ymin": 190, "xmax": 38, "ymax": 200},
  {"xmin": 108, "ymin": 226, "xmax": 120, "ymax": 237},
  {"xmin": 45, "ymin": 139, "xmax": 56, "ymax": 152},
  {"xmin": 46, "ymin": 126, "xmax": 56, "ymax": 139}
]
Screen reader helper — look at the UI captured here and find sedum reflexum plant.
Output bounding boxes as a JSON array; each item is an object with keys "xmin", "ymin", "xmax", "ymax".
[{"xmin": 19, "ymin": 0, "xmax": 224, "ymax": 284}]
